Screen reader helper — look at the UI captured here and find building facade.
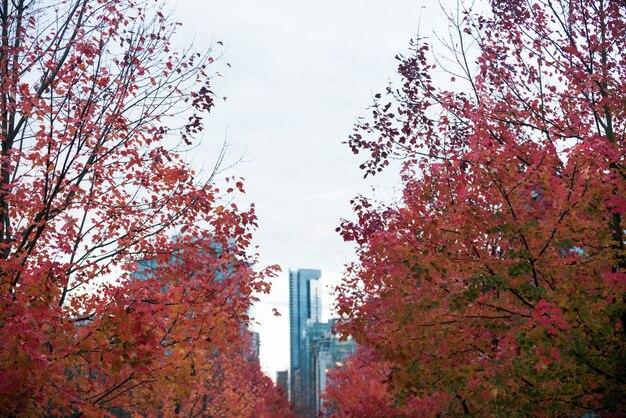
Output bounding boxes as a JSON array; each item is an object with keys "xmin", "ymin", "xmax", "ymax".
[
  {"xmin": 276, "ymin": 370, "xmax": 289, "ymax": 399},
  {"xmin": 299, "ymin": 320, "xmax": 331, "ymax": 416},
  {"xmin": 301, "ymin": 319, "xmax": 356, "ymax": 417},
  {"xmin": 289, "ymin": 269, "xmax": 357, "ymax": 417},
  {"xmin": 289, "ymin": 269, "xmax": 321, "ymax": 409}
]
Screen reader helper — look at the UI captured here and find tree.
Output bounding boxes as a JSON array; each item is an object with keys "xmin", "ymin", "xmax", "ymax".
[
  {"xmin": 169, "ymin": 331, "xmax": 294, "ymax": 418},
  {"xmin": 323, "ymin": 347, "xmax": 441, "ymax": 417},
  {"xmin": 336, "ymin": 0, "xmax": 625, "ymax": 415},
  {"xmin": 0, "ymin": 0, "xmax": 276, "ymax": 415}
]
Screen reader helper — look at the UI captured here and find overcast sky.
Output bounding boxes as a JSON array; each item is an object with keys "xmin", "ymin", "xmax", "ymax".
[{"xmin": 172, "ymin": 0, "xmax": 456, "ymax": 379}]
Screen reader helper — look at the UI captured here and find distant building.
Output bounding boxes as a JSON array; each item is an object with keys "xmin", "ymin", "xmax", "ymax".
[
  {"xmin": 317, "ymin": 320, "xmax": 356, "ymax": 416},
  {"xmin": 299, "ymin": 320, "xmax": 330, "ymax": 415},
  {"xmin": 289, "ymin": 269, "xmax": 321, "ymax": 408},
  {"xmin": 276, "ymin": 370, "xmax": 289, "ymax": 399},
  {"xmin": 288, "ymin": 267, "xmax": 357, "ymax": 417},
  {"xmin": 249, "ymin": 331, "xmax": 260, "ymax": 361},
  {"xmin": 299, "ymin": 319, "xmax": 356, "ymax": 417}
]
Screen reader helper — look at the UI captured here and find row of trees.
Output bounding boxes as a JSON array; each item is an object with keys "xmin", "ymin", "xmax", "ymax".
[
  {"xmin": 327, "ymin": 0, "xmax": 625, "ymax": 416},
  {"xmin": 0, "ymin": 0, "xmax": 290, "ymax": 415}
]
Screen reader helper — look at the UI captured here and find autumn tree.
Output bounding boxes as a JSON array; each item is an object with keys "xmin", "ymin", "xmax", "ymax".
[
  {"xmin": 168, "ymin": 330, "xmax": 294, "ymax": 418},
  {"xmin": 0, "ymin": 0, "xmax": 276, "ymax": 415},
  {"xmin": 322, "ymin": 347, "xmax": 440, "ymax": 417},
  {"xmin": 336, "ymin": 0, "xmax": 625, "ymax": 415}
]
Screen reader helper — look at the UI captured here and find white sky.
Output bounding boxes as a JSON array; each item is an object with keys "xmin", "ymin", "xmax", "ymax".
[{"xmin": 172, "ymin": 0, "xmax": 457, "ymax": 379}]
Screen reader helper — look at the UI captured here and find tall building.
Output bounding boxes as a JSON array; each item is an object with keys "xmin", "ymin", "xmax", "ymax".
[
  {"xmin": 300, "ymin": 319, "xmax": 357, "ymax": 417},
  {"xmin": 276, "ymin": 370, "xmax": 289, "ymax": 399},
  {"xmin": 289, "ymin": 269, "xmax": 321, "ymax": 409},
  {"xmin": 300, "ymin": 320, "xmax": 331, "ymax": 416},
  {"xmin": 288, "ymin": 269, "xmax": 358, "ymax": 417}
]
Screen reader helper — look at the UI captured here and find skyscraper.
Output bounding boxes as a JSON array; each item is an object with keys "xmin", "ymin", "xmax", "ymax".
[{"xmin": 289, "ymin": 269, "xmax": 321, "ymax": 408}]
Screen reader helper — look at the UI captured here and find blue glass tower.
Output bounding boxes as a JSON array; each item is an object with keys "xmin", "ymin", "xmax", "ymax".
[{"xmin": 289, "ymin": 268, "xmax": 321, "ymax": 408}]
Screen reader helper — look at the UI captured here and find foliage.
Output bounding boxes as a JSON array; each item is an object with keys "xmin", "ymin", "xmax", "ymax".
[
  {"xmin": 163, "ymin": 331, "xmax": 294, "ymax": 418},
  {"xmin": 0, "ymin": 0, "xmax": 279, "ymax": 415},
  {"xmin": 323, "ymin": 347, "xmax": 443, "ymax": 417},
  {"xmin": 336, "ymin": 0, "xmax": 626, "ymax": 416}
]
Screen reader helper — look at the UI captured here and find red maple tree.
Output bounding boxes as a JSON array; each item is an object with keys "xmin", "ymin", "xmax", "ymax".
[
  {"xmin": 335, "ymin": 0, "xmax": 625, "ymax": 415},
  {"xmin": 323, "ymin": 347, "xmax": 447, "ymax": 417},
  {"xmin": 169, "ymin": 331, "xmax": 294, "ymax": 418},
  {"xmin": 0, "ymin": 0, "xmax": 280, "ymax": 415}
]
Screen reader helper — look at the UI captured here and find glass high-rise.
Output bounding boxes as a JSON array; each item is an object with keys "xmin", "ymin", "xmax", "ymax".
[{"xmin": 289, "ymin": 268, "xmax": 321, "ymax": 408}]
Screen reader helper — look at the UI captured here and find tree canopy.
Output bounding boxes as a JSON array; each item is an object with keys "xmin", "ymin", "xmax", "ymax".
[
  {"xmin": 332, "ymin": 0, "xmax": 626, "ymax": 415},
  {"xmin": 0, "ymin": 0, "xmax": 285, "ymax": 415}
]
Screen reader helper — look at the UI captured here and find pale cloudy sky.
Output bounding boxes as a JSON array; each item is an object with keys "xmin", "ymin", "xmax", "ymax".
[{"xmin": 171, "ymin": 0, "xmax": 456, "ymax": 378}]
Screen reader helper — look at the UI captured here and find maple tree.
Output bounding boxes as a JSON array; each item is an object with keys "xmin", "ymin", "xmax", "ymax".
[
  {"xmin": 167, "ymin": 331, "xmax": 293, "ymax": 418},
  {"xmin": 0, "ymin": 0, "xmax": 280, "ymax": 415},
  {"xmin": 323, "ymin": 347, "xmax": 439, "ymax": 417},
  {"xmin": 335, "ymin": 0, "xmax": 626, "ymax": 415}
]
